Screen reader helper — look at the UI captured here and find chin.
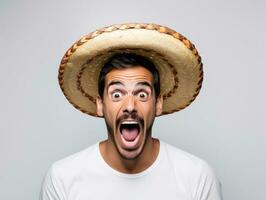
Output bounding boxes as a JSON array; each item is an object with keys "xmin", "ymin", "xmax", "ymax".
[{"xmin": 117, "ymin": 143, "xmax": 144, "ymax": 160}]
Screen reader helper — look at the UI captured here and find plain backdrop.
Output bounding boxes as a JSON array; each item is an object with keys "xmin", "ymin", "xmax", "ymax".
[{"xmin": 0, "ymin": 0, "xmax": 265, "ymax": 199}]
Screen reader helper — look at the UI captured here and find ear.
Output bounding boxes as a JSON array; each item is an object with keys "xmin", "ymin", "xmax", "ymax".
[
  {"xmin": 155, "ymin": 95, "xmax": 163, "ymax": 116},
  {"xmin": 96, "ymin": 95, "xmax": 104, "ymax": 117}
]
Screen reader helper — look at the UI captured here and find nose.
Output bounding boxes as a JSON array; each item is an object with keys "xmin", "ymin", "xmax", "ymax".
[{"xmin": 122, "ymin": 95, "xmax": 137, "ymax": 114}]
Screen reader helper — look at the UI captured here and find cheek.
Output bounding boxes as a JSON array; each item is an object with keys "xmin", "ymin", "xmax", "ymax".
[
  {"xmin": 138, "ymin": 101, "xmax": 156, "ymax": 121},
  {"xmin": 103, "ymin": 102, "xmax": 122, "ymax": 123}
]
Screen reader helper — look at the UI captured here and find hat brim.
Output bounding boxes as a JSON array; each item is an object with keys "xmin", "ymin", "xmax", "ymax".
[{"xmin": 58, "ymin": 23, "xmax": 203, "ymax": 117}]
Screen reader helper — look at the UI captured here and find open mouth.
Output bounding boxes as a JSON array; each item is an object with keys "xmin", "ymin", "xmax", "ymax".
[{"xmin": 119, "ymin": 121, "xmax": 140, "ymax": 142}]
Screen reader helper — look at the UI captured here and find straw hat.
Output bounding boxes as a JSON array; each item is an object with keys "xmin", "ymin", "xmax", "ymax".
[{"xmin": 58, "ymin": 23, "xmax": 203, "ymax": 117}]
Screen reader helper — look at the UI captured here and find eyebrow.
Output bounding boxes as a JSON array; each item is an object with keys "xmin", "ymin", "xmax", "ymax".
[
  {"xmin": 135, "ymin": 81, "xmax": 152, "ymax": 89},
  {"xmin": 107, "ymin": 81, "xmax": 125, "ymax": 88}
]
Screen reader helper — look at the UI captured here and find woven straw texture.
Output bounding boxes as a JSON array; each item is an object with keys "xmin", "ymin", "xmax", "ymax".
[{"xmin": 58, "ymin": 23, "xmax": 203, "ymax": 117}]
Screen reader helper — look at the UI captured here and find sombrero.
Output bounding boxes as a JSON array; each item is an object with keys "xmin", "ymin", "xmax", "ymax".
[{"xmin": 58, "ymin": 23, "xmax": 203, "ymax": 117}]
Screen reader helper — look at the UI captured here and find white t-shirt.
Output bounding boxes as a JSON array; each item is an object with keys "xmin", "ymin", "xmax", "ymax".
[{"xmin": 40, "ymin": 140, "xmax": 222, "ymax": 200}]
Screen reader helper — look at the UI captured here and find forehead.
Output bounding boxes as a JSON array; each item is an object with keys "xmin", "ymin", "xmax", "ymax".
[{"xmin": 105, "ymin": 66, "xmax": 154, "ymax": 85}]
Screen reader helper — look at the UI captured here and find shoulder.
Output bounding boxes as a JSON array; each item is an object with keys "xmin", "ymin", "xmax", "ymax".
[
  {"xmin": 51, "ymin": 143, "xmax": 99, "ymax": 177},
  {"xmin": 44, "ymin": 143, "xmax": 99, "ymax": 187},
  {"xmin": 40, "ymin": 143, "xmax": 99, "ymax": 199},
  {"xmin": 161, "ymin": 141, "xmax": 222, "ymax": 199},
  {"xmin": 162, "ymin": 141, "xmax": 211, "ymax": 170}
]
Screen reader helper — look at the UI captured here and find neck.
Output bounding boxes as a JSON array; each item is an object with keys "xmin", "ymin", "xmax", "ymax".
[{"xmin": 99, "ymin": 137, "xmax": 160, "ymax": 174}]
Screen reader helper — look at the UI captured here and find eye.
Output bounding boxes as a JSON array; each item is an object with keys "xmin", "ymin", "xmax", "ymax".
[
  {"xmin": 137, "ymin": 91, "xmax": 149, "ymax": 100},
  {"xmin": 111, "ymin": 91, "xmax": 123, "ymax": 101}
]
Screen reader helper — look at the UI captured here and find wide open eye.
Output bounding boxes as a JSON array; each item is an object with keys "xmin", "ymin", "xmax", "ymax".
[
  {"xmin": 111, "ymin": 91, "xmax": 123, "ymax": 101},
  {"xmin": 137, "ymin": 91, "xmax": 149, "ymax": 101}
]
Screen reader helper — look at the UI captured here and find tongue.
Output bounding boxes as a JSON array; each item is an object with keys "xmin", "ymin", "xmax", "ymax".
[{"xmin": 121, "ymin": 128, "xmax": 139, "ymax": 141}]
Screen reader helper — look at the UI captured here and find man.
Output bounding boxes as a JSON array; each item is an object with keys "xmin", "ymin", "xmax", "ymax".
[{"xmin": 40, "ymin": 23, "xmax": 222, "ymax": 200}]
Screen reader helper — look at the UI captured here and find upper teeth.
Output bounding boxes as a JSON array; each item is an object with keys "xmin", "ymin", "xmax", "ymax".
[{"xmin": 121, "ymin": 121, "xmax": 138, "ymax": 125}]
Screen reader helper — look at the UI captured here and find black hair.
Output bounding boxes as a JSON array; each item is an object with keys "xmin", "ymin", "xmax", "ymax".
[{"xmin": 98, "ymin": 53, "xmax": 160, "ymax": 98}]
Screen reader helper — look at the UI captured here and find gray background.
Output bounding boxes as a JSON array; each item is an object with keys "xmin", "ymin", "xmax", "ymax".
[{"xmin": 0, "ymin": 0, "xmax": 265, "ymax": 199}]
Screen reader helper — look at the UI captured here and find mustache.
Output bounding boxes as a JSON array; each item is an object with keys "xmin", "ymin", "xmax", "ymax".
[{"xmin": 116, "ymin": 112, "xmax": 144, "ymax": 128}]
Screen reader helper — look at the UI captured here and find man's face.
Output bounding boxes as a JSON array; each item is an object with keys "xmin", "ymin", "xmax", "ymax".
[{"xmin": 96, "ymin": 66, "xmax": 162, "ymax": 160}]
